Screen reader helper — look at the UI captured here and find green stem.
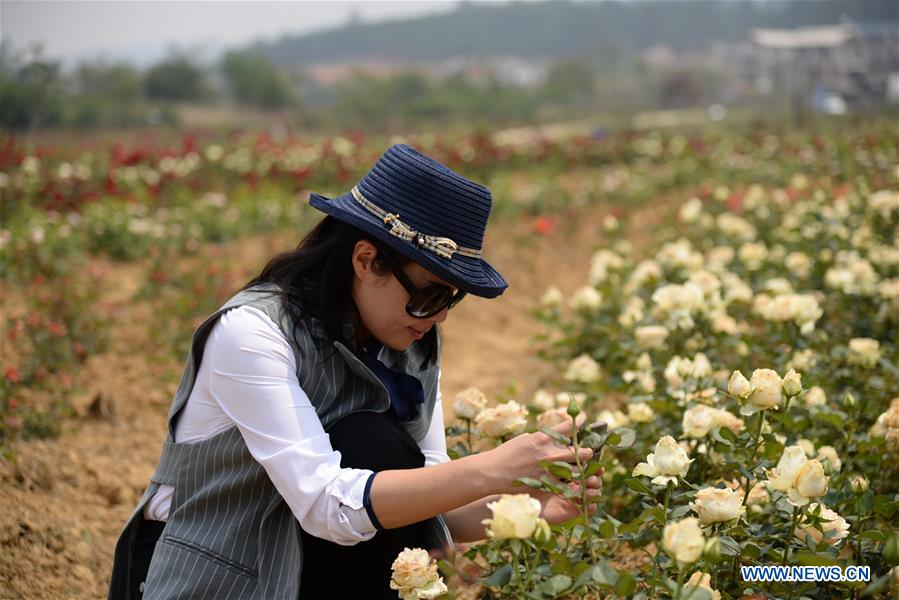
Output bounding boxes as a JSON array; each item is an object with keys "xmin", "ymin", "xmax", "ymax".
[
  {"xmin": 782, "ymin": 505, "xmax": 802, "ymax": 566},
  {"xmin": 571, "ymin": 416, "xmax": 596, "ymax": 562},
  {"xmin": 465, "ymin": 417, "xmax": 472, "ymax": 454},
  {"xmin": 654, "ymin": 482, "xmax": 675, "ymax": 581},
  {"xmin": 742, "ymin": 411, "xmax": 767, "ymax": 507},
  {"xmin": 674, "ymin": 565, "xmax": 685, "ymax": 600}
]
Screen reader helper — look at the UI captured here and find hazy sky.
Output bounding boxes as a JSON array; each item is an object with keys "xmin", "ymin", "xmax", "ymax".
[{"xmin": 0, "ymin": 1, "xmax": 463, "ymax": 67}]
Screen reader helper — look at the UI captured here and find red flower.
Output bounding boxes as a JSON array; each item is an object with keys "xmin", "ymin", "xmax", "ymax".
[
  {"xmin": 533, "ymin": 215, "xmax": 557, "ymax": 235},
  {"xmin": 47, "ymin": 321, "xmax": 68, "ymax": 337},
  {"xmin": 726, "ymin": 193, "xmax": 743, "ymax": 212},
  {"xmin": 73, "ymin": 342, "xmax": 86, "ymax": 357},
  {"xmin": 26, "ymin": 312, "xmax": 42, "ymax": 328},
  {"xmin": 4, "ymin": 366, "xmax": 21, "ymax": 383}
]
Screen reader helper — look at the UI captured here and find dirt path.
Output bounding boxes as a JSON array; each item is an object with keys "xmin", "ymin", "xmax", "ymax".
[{"xmin": 0, "ymin": 198, "xmax": 668, "ymax": 599}]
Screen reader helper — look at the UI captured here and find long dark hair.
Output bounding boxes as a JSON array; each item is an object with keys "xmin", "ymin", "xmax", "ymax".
[{"xmin": 239, "ymin": 215, "xmax": 439, "ymax": 366}]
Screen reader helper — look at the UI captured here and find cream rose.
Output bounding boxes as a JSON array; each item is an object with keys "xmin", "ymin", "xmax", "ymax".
[
  {"xmin": 741, "ymin": 368, "xmax": 783, "ymax": 416},
  {"xmin": 804, "ymin": 386, "xmax": 827, "ymax": 407},
  {"xmin": 635, "ymin": 325, "xmax": 669, "ymax": 349},
  {"xmin": 682, "ymin": 405, "xmax": 744, "ymax": 439},
  {"xmin": 848, "ymin": 337, "xmax": 881, "ymax": 368},
  {"xmin": 662, "ymin": 517, "xmax": 705, "ymax": 564},
  {"xmin": 453, "ymin": 387, "xmax": 487, "ymax": 420},
  {"xmin": 569, "ymin": 285, "xmax": 603, "ymax": 312},
  {"xmin": 482, "ymin": 494, "xmax": 544, "ymax": 540},
  {"xmin": 627, "ymin": 402, "xmax": 655, "ymax": 423},
  {"xmin": 530, "ymin": 388, "xmax": 555, "ymax": 412},
  {"xmin": 390, "ymin": 547, "xmax": 448, "ymax": 600},
  {"xmin": 767, "ymin": 445, "xmax": 829, "ymax": 506},
  {"xmin": 816, "ymin": 445, "xmax": 842, "ymax": 472},
  {"xmin": 690, "ymin": 486, "xmax": 746, "ymax": 525},
  {"xmin": 793, "ymin": 503, "xmax": 850, "ymax": 545},
  {"xmin": 632, "ymin": 435, "xmax": 693, "ymax": 486},
  {"xmin": 539, "ymin": 286, "xmax": 564, "ymax": 308},
  {"xmin": 793, "ymin": 460, "xmax": 828, "ymax": 504},
  {"xmin": 475, "ymin": 401, "xmax": 528, "ymax": 439},
  {"xmin": 782, "ymin": 369, "xmax": 802, "ymax": 397},
  {"xmin": 564, "ymin": 354, "xmax": 602, "ymax": 383},
  {"xmin": 727, "ymin": 370, "xmax": 751, "ymax": 398},
  {"xmin": 685, "ymin": 572, "xmax": 722, "ymax": 600}
]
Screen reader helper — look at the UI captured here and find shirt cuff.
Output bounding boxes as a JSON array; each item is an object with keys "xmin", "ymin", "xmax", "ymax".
[{"xmin": 362, "ymin": 472, "xmax": 384, "ymax": 530}]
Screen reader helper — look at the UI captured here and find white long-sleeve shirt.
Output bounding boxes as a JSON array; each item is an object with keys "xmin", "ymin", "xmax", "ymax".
[{"xmin": 143, "ymin": 305, "xmax": 451, "ymax": 546}]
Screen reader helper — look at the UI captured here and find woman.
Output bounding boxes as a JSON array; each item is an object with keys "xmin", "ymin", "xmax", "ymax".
[{"xmin": 109, "ymin": 144, "xmax": 602, "ymax": 599}]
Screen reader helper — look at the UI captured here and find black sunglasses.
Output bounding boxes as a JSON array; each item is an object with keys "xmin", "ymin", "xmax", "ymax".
[{"xmin": 374, "ymin": 243, "xmax": 467, "ymax": 319}]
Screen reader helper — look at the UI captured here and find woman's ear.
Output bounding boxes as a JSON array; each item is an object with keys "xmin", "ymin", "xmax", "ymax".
[{"xmin": 351, "ymin": 239, "xmax": 378, "ymax": 282}]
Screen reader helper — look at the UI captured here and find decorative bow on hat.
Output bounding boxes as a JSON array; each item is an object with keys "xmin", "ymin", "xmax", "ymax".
[{"xmin": 351, "ymin": 186, "xmax": 482, "ymax": 261}]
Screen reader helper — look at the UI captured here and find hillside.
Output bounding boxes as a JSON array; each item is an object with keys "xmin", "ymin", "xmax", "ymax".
[{"xmin": 251, "ymin": 0, "xmax": 898, "ymax": 66}]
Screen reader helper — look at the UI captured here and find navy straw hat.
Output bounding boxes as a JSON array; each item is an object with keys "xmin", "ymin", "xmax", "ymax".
[{"xmin": 309, "ymin": 144, "xmax": 508, "ymax": 298}]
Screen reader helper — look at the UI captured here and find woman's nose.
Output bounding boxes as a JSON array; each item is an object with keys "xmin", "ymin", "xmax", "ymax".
[{"xmin": 429, "ymin": 306, "xmax": 449, "ymax": 324}]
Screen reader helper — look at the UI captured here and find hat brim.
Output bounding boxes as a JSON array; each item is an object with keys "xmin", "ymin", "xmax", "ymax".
[{"xmin": 309, "ymin": 192, "xmax": 508, "ymax": 298}]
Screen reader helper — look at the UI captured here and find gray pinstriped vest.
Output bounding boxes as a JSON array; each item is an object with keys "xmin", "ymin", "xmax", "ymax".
[{"xmin": 109, "ymin": 281, "xmax": 444, "ymax": 599}]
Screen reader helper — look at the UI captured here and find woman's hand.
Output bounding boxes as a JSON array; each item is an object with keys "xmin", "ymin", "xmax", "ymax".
[
  {"xmin": 479, "ymin": 414, "xmax": 594, "ymax": 494},
  {"xmin": 532, "ymin": 472, "xmax": 604, "ymax": 525}
]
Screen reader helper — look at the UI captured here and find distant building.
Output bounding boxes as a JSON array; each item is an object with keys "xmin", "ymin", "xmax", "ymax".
[{"xmin": 746, "ymin": 19, "xmax": 899, "ymax": 109}]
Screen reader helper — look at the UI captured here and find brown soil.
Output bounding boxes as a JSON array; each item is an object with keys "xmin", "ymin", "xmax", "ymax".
[{"xmin": 0, "ymin": 198, "xmax": 671, "ymax": 599}]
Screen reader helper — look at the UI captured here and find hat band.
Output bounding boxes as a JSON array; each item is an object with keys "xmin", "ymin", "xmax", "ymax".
[{"xmin": 350, "ymin": 186, "xmax": 482, "ymax": 260}]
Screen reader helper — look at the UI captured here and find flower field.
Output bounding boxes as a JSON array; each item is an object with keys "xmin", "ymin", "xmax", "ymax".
[
  {"xmin": 438, "ymin": 124, "xmax": 899, "ymax": 598},
  {"xmin": 1, "ymin": 119, "xmax": 897, "ymax": 599}
]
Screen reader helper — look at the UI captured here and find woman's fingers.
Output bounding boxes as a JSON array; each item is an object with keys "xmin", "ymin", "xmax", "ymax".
[{"xmin": 549, "ymin": 412, "xmax": 587, "ymax": 437}]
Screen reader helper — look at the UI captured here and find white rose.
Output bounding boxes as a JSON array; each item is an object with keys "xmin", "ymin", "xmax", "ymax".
[
  {"xmin": 782, "ymin": 369, "xmax": 802, "ymax": 397},
  {"xmin": 690, "ymin": 487, "xmax": 746, "ymax": 525},
  {"xmin": 848, "ymin": 337, "xmax": 881, "ymax": 368},
  {"xmin": 742, "ymin": 369, "xmax": 783, "ymax": 415},
  {"xmin": 662, "ymin": 517, "xmax": 705, "ymax": 564},
  {"xmin": 474, "ymin": 401, "xmax": 528, "ymax": 439},
  {"xmin": 804, "ymin": 386, "xmax": 827, "ymax": 407},
  {"xmin": 796, "ymin": 438, "xmax": 816, "ymax": 457},
  {"xmin": 815, "ymin": 445, "xmax": 842, "ymax": 472},
  {"xmin": 564, "ymin": 354, "xmax": 602, "ymax": 383},
  {"xmin": 685, "ymin": 572, "xmax": 721, "ymax": 600},
  {"xmin": 766, "ymin": 445, "xmax": 809, "ymax": 494},
  {"xmin": 482, "ymin": 494, "xmax": 543, "ymax": 539},
  {"xmin": 633, "ymin": 435, "xmax": 693, "ymax": 486},
  {"xmin": 627, "ymin": 402, "xmax": 655, "ymax": 423},
  {"xmin": 539, "ymin": 286, "xmax": 564, "ymax": 308},
  {"xmin": 794, "ymin": 503, "xmax": 849, "ymax": 545},
  {"xmin": 569, "ymin": 285, "xmax": 603, "ymax": 312},
  {"xmin": 453, "ymin": 387, "xmax": 487, "ymax": 420},
  {"xmin": 683, "ymin": 405, "xmax": 744, "ymax": 439},
  {"xmin": 793, "ymin": 460, "xmax": 828, "ymax": 505},
  {"xmin": 727, "ymin": 370, "xmax": 751, "ymax": 398},
  {"xmin": 635, "ymin": 325, "xmax": 669, "ymax": 349},
  {"xmin": 390, "ymin": 547, "xmax": 448, "ymax": 600},
  {"xmin": 530, "ymin": 388, "xmax": 555, "ymax": 412},
  {"xmin": 596, "ymin": 409, "xmax": 630, "ymax": 430},
  {"xmin": 679, "ymin": 197, "xmax": 703, "ymax": 223}
]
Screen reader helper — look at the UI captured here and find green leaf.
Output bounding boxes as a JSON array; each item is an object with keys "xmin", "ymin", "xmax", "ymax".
[
  {"xmin": 615, "ymin": 571, "xmax": 637, "ymax": 596},
  {"xmin": 669, "ymin": 504, "xmax": 692, "ymax": 519},
  {"xmin": 547, "ymin": 461, "xmax": 575, "ymax": 479},
  {"xmin": 485, "ymin": 564, "xmax": 512, "ymax": 587},
  {"xmin": 624, "ymin": 477, "xmax": 653, "ymax": 495},
  {"xmin": 537, "ymin": 426, "xmax": 571, "ymax": 445},
  {"xmin": 598, "ymin": 519, "xmax": 616, "ymax": 539},
  {"xmin": 857, "ymin": 530, "xmax": 887, "ymax": 542},
  {"xmin": 540, "ymin": 575, "xmax": 572, "ymax": 596},
  {"xmin": 514, "ymin": 477, "xmax": 545, "ymax": 489},
  {"xmin": 793, "ymin": 551, "xmax": 841, "ymax": 567},
  {"xmin": 609, "ymin": 427, "xmax": 636, "ymax": 448},
  {"xmin": 711, "ymin": 425, "xmax": 738, "ymax": 445},
  {"xmin": 860, "ymin": 573, "xmax": 892, "ymax": 598}
]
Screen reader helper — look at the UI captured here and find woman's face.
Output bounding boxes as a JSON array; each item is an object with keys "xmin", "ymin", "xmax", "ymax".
[{"xmin": 350, "ymin": 239, "xmax": 455, "ymax": 351}]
